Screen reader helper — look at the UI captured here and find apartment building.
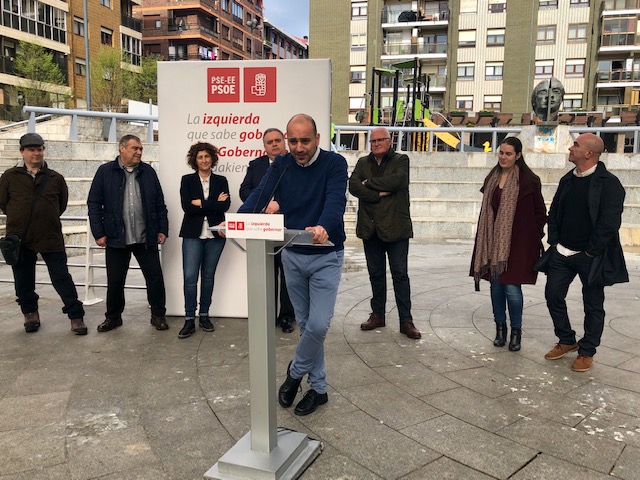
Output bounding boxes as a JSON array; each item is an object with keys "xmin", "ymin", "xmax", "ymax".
[
  {"xmin": 310, "ymin": 0, "xmax": 640, "ymax": 126},
  {"xmin": 68, "ymin": 0, "xmax": 142, "ymax": 108},
  {"xmin": 263, "ymin": 19, "xmax": 308, "ymax": 60}
]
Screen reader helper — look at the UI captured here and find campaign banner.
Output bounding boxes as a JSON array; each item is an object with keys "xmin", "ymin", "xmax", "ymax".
[
  {"xmin": 157, "ymin": 60, "xmax": 331, "ymax": 318},
  {"xmin": 224, "ymin": 213, "xmax": 284, "ymax": 240}
]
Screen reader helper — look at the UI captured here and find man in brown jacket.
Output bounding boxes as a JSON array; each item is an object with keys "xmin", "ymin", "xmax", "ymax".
[
  {"xmin": 348, "ymin": 127, "xmax": 420, "ymax": 339},
  {"xmin": 0, "ymin": 133, "xmax": 86, "ymax": 334}
]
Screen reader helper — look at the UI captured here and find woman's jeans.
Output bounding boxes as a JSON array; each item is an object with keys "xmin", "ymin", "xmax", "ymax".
[
  {"xmin": 490, "ymin": 279, "xmax": 523, "ymax": 328},
  {"xmin": 182, "ymin": 237, "xmax": 225, "ymax": 318}
]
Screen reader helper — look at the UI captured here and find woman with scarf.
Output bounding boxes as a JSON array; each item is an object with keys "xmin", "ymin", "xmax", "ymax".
[{"xmin": 470, "ymin": 137, "xmax": 547, "ymax": 351}]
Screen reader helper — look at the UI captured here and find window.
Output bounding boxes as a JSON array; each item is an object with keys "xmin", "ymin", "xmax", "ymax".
[
  {"xmin": 484, "ymin": 95, "xmax": 502, "ymax": 111},
  {"xmin": 570, "ymin": 0, "xmax": 589, "ymax": 5},
  {"xmin": 606, "ymin": 0, "xmax": 640, "ymax": 7},
  {"xmin": 537, "ymin": 25, "xmax": 556, "ymax": 44},
  {"xmin": 456, "ymin": 96, "xmax": 473, "ymax": 110},
  {"xmin": 568, "ymin": 23, "xmax": 587, "ymax": 43},
  {"xmin": 232, "ymin": 1, "xmax": 243, "ymax": 19},
  {"xmin": 564, "ymin": 96, "xmax": 583, "ymax": 110},
  {"xmin": 74, "ymin": 58, "xmax": 86, "ymax": 76},
  {"xmin": 350, "ymin": 66, "xmax": 365, "ymax": 83},
  {"xmin": 459, "ymin": 30, "xmax": 476, "ymax": 48},
  {"xmin": 488, "ymin": 0, "xmax": 506, "ymax": 13},
  {"xmin": 460, "ymin": 0, "xmax": 477, "ymax": 13},
  {"xmin": 602, "ymin": 17, "xmax": 636, "ymax": 47},
  {"xmin": 565, "ymin": 59, "xmax": 585, "ymax": 78},
  {"xmin": 540, "ymin": 0, "xmax": 558, "ymax": 7},
  {"xmin": 221, "ymin": 24, "xmax": 230, "ymax": 40},
  {"xmin": 73, "ymin": 16, "xmax": 84, "ymax": 36},
  {"xmin": 487, "ymin": 29, "xmax": 505, "ymax": 46},
  {"xmin": 535, "ymin": 60, "xmax": 554, "ymax": 78},
  {"xmin": 220, "ymin": 0, "xmax": 229, "ymax": 11},
  {"xmin": 122, "ymin": 33, "xmax": 141, "ymax": 66},
  {"xmin": 101, "ymin": 27, "xmax": 113, "ymax": 46},
  {"xmin": 457, "ymin": 63, "xmax": 475, "ymax": 80},
  {"xmin": 352, "ymin": 2, "xmax": 367, "ymax": 18},
  {"xmin": 485, "ymin": 62, "xmax": 503, "ymax": 80},
  {"xmin": 351, "ymin": 33, "xmax": 366, "ymax": 50},
  {"xmin": 100, "ymin": 0, "xmax": 110, "ymax": 7}
]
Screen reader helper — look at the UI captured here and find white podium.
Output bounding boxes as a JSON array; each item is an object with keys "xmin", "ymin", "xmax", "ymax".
[{"xmin": 205, "ymin": 217, "xmax": 324, "ymax": 480}]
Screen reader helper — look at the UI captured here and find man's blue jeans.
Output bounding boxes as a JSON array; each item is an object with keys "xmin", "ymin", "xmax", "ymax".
[
  {"xmin": 182, "ymin": 237, "xmax": 226, "ymax": 318},
  {"xmin": 490, "ymin": 280, "xmax": 523, "ymax": 328},
  {"xmin": 282, "ymin": 249, "xmax": 343, "ymax": 395}
]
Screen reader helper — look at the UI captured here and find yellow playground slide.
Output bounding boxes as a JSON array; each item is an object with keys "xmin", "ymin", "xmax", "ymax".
[{"xmin": 422, "ymin": 117, "xmax": 461, "ymax": 150}]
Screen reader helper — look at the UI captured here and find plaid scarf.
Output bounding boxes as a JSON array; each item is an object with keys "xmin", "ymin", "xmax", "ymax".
[{"xmin": 473, "ymin": 166, "xmax": 520, "ymax": 290}]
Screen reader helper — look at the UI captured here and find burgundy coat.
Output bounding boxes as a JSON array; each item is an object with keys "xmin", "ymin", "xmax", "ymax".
[{"xmin": 470, "ymin": 168, "xmax": 547, "ymax": 285}]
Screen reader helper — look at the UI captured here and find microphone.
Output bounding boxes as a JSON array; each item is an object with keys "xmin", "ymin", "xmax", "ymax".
[
  {"xmin": 261, "ymin": 164, "xmax": 291, "ymax": 213},
  {"xmin": 252, "ymin": 160, "xmax": 277, "ymax": 214}
]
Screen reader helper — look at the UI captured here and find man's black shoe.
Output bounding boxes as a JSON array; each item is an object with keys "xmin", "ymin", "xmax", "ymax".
[
  {"xmin": 97, "ymin": 317, "xmax": 122, "ymax": 332},
  {"xmin": 278, "ymin": 361, "xmax": 302, "ymax": 408},
  {"xmin": 294, "ymin": 389, "xmax": 328, "ymax": 416},
  {"xmin": 199, "ymin": 315, "xmax": 215, "ymax": 332},
  {"xmin": 280, "ymin": 317, "xmax": 294, "ymax": 333}
]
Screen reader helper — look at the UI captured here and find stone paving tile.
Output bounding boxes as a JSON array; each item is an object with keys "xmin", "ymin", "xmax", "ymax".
[
  {"xmin": 198, "ymin": 362, "xmax": 251, "ymax": 412},
  {"xmin": 442, "ymin": 366, "xmax": 515, "ymax": 399},
  {"xmin": 302, "ymin": 444, "xmax": 384, "ymax": 480},
  {"xmin": 433, "ymin": 327, "xmax": 501, "ymax": 356},
  {"xmin": 324, "ymin": 353, "xmax": 384, "ymax": 389},
  {"xmin": 305, "ymin": 410, "xmax": 439, "ymax": 479},
  {"xmin": 611, "ymin": 445, "xmax": 640, "ymax": 480},
  {"xmin": 617, "ymin": 355, "xmax": 640, "ymax": 373},
  {"xmin": 338, "ymin": 381, "xmax": 442, "ymax": 430},
  {"xmin": 350, "ymin": 341, "xmax": 421, "ymax": 368},
  {"xmin": 93, "ymin": 465, "xmax": 173, "ymax": 480},
  {"xmin": 509, "ymin": 453, "xmax": 614, "ymax": 480},
  {"xmin": 575, "ymin": 408, "xmax": 640, "ymax": 448},
  {"xmin": 399, "ymin": 456, "xmax": 496, "ymax": 480},
  {"xmin": 0, "ymin": 463, "xmax": 72, "ymax": 480},
  {"xmin": 373, "ymin": 361, "xmax": 459, "ymax": 397},
  {"xmin": 0, "ymin": 424, "xmax": 66, "ymax": 476},
  {"xmin": 499, "ymin": 416, "xmax": 624, "ymax": 474},
  {"xmin": 415, "ymin": 346, "xmax": 483, "ymax": 373},
  {"xmin": 567, "ymin": 381, "xmax": 640, "ymax": 417},
  {"xmin": 423, "ymin": 386, "xmax": 522, "ymax": 432},
  {"xmin": 401, "ymin": 414, "xmax": 538, "ymax": 479},
  {"xmin": 498, "ymin": 390, "xmax": 595, "ymax": 428},
  {"xmin": 0, "ymin": 391, "xmax": 69, "ymax": 431}
]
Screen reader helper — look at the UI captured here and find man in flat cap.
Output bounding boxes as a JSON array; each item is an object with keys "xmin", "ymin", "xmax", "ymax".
[{"xmin": 0, "ymin": 133, "xmax": 87, "ymax": 334}]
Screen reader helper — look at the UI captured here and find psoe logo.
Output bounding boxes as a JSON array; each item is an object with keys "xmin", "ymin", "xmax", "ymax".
[
  {"xmin": 208, "ymin": 68, "xmax": 240, "ymax": 103},
  {"xmin": 227, "ymin": 221, "xmax": 245, "ymax": 231},
  {"xmin": 244, "ymin": 67, "xmax": 276, "ymax": 103}
]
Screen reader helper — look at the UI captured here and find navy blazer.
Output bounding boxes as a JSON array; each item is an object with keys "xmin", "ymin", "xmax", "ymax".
[
  {"xmin": 239, "ymin": 155, "xmax": 270, "ymax": 201},
  {"xmin": 179, "ymin": 172, "xmax": 231, "ymax": 238}
]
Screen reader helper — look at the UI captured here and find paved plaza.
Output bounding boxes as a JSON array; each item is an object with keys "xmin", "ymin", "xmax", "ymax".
[{"xmin": 1, "ymin": 241, "xmax": 640, "ymax": 479}]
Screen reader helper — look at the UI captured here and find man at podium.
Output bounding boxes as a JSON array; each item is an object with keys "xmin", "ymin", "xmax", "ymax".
[{"xmin": 238, "ymin": 113, "xmax": 348, "ymax": 416}]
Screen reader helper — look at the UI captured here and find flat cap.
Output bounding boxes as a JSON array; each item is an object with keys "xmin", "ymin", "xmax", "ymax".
[{"xmin": 19, "ymin": 133, "xmax": 44, "ymax": 148}]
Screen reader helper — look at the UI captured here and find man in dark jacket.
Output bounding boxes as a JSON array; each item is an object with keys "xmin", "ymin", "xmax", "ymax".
[
  {"xmin": 87, "ymin": 134, "xmax": 169, "ymax": 333},
  {"xmin": 0, "ymin": 133, "xmax": 86, "ymax": 335},
  {"xmin": 544, "ymin": 133, "xmax": 628, "ymax": 372},
  {"xmin": 348, "ymin": 127, "xmax": 421, "ymax": 339},
  {"xmin": 239, "ymin": 127, "xmax": 296, "ymax": 333}
]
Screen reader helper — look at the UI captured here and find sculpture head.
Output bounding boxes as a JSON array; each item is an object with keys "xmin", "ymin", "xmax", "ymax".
[{"xmin": 531, "ymin": 77, "xmax": 565, "ymax": 122}]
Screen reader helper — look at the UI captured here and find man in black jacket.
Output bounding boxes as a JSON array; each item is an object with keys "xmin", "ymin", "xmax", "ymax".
[
  {"xmin": 239, "ymin": 128, "xmax": 295, "ymax": 333},
  {"xmin": 348, "ymin": 127, "xmax": 421, "ymax": 339},
  {"xmin": 0, "ymin": 133, "xmax": 86, "ymax": 335},
  {"xmin": 544, "ymin": 133, "xmax": 628, "ymax": 372},
  {"xmin": 87, "ymin": 135, "xmax": 169, "ymax": 333}
]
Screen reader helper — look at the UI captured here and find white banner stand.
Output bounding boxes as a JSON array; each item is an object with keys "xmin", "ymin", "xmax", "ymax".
[{"xmin": 205, "ymin": 222, "xmax": 323, "ymax": 480}]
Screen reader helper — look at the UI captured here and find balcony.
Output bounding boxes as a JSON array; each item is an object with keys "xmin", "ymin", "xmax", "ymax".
[
  {"xmin": 121, "ymin": 13, "xmax": 142, "ymax": 32},
  {"xmin": 168, "ymin": 21, "xmax": 219, "ymax": 42},
  {"xmin": 381, "ymin": 8, "xmax": 448, "ymax": 25},
  {"xmin": 383, "ymin": 41, "xmax": 447, "ymax": 56},
  {"xmin": 604, "ymin": 0, "xmax": 640, "ymax": 9},
  {"xmin": 601, "ymin": 33, "xmax": 640, "ymax": 48},
  {"xmin": 168, "ymin": 52, "xmax": 217, "ymax": 61},
  {"xmin": 597, "ymin": 68, "xmax": 640, "ymax": 82}
]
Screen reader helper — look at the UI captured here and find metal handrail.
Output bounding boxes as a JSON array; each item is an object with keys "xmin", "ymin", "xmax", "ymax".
[{"xmin": 22, "ymin": 106, "xmax": 158, "ymax": 144}]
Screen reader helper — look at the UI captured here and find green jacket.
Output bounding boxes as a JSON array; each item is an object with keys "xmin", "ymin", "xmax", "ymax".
[
  {"xmin": 0, "ymin": 163, "xmax": 68, "ymax": 252},
  {"xmin": 348, "ymin": 148, "xmax": 413, "ymax": 242}
]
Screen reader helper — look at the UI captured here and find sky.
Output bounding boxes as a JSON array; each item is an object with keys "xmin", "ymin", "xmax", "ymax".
[{"xmin": 263, "ymin": 0, "xmax": 310, "ymax": 40}]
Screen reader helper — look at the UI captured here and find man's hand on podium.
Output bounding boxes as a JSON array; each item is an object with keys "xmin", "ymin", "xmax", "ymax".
[
  {"xmin": 306, "ymin": 225, "xmax": 328, "ymax": 244},
  {"xmin": 217, "ymin": 221, "xmax": 226, "ymax": 238}
]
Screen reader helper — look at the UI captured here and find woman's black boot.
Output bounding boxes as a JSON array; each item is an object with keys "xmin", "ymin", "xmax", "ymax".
[
  {"xmin": 509, "ymin": 328, "xmax": 522, "ymax": 351},
  {"xmin": 493, "ymin": 323, "xmax": 507, "ymax": 347}
]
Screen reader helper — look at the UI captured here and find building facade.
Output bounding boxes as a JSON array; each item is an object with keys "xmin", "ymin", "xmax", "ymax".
[{"xmin": 311, "ymin": 0, "xmax": 640, "ymax": 125}]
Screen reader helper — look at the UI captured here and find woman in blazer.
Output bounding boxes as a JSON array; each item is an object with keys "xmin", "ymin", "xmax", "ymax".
[
  {"xmin": 178, "ymin": 142, "xmax": 231, "ymax": 338},
  {"xmin": 470, "ymin": 137, "xmax": 547, "ymax": 351}
]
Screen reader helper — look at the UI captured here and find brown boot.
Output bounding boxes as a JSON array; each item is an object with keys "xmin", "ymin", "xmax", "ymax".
[
  {"xmin": 360, "ymin": 313, "xmax": 385, "ymax": 330},
  {"xmin": 24, "ymin": 311, "xmax": 40, "ymax": 333},
  {"xmin": 400, "ymin": 321, "xmax": 421, "ymax": 339},
  {"xmin": 70, "ymin": 318, "xmax": 88, "ymax": 335}
]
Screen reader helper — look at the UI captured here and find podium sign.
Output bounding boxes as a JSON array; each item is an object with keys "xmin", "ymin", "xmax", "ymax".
[{"xmin": 225, "ymin": 213, "xmax": 284, "ymax": 240}]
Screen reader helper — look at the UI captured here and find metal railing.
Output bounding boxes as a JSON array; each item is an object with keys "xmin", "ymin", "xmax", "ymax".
[
  {"xmin": 22, "ymin": 106, "xmax": 158, "ymax": 144},
  {"xmin": 0, "ymin": 216, "xmax": 146, "ymax": 305},
  {"xmin": 333, "ymin": 124, "xmax": 640, "ymax": 153}
]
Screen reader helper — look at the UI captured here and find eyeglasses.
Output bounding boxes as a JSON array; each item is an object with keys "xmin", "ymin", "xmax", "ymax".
[{"xmin": 369, "ymin": 138, "xmax": 390, "ymax": 144}]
